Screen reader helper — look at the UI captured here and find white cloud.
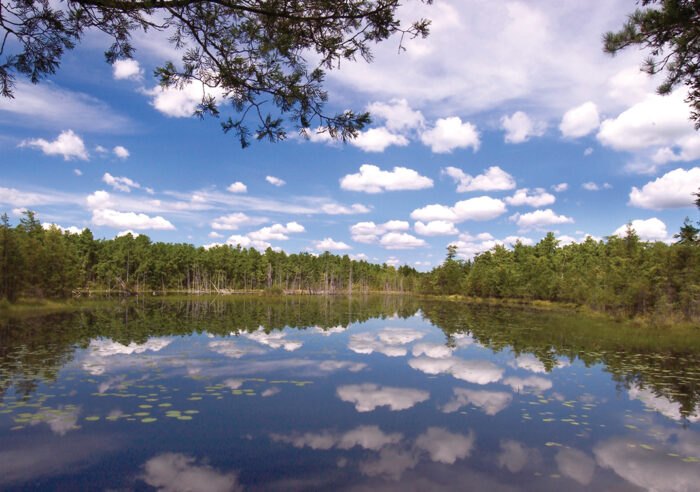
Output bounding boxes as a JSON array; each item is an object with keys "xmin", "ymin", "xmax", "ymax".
[
  {"xmin": 503, "ymin": 376, "xmax": 553, "ymax": 393},
  {"xmin": 584, "ymin": 146, "xmax": 594, "ymax": 156},
  {"xmin": 552, "ymin": 182, "xmax": 568, "ymax": 192},
  {"xmin": 409, "ymin": 356, "xmax": 504, "ymax": 384},
  {"xmin": 555, "ymin": 448, "xmax": 595, "ymax": 486},
  {"xmin": 102, "ymin": 173, "xmax": 140, "ymax": 193},
  {"xmin": 336, "ymin": 384, "xmax": 429, "ymax": 412},
  {"xmin": 441, "ymin": 388, "xmax": 512, "ymax": 415},
  {"xmin": 91, "ymin": 209, "xmax": 175, "ymax": 230},
  {"xmin": 349, "ymin": 127, "xmax": 409, "ymax": 152},
  {"xmin": 505, "ymin": 188, "xmax": 556, "ymax": 207},
  {"xmin": 411, "ymin": 197, "xmax": 507, "ymax": 223},
  {"xmin": 443, "ymin": 166, "xmax": 516, "ymax": 192},
  {"xmin": 211, "ymin": 213, "xmax": 267, "ymax": 231},
  {"xmin": 226, "ymin": 182, "xmax": 247, "ymax": 193},
  {"xmin": 412, "ymin": 343, "xmax": 454, "ymax": 359},
  {"xmin": 420, "ymin": 117, "xmax": 480, "ymax": 153},
  {"xmin": 511, "ymin": 209, "xmax": 574, "ymax": 230},
  {"xmin": 366, "ymin": 99, "xmax": 425, "ymax": 132},
  {"xmin": 613, "ymin": 218, "xmax": 669, "ymax": 242},
  {"xmin": 449, "ymin": 232, "xmax": 533, "ymax": 260},
  {"xmin": 597, "ymin": 90, "xmax": 700, "ymax": 168},
  {"xmin": 271, "ymin": 425, "xmax": 403, "ymax": 451},
  {"xmin": 414, "ymin": 427, "xmax": 475, "ymax": 464},
  {"xmin": 560, "ymin": 101, "xmax": 600, "ymax": 138},
  {"xmin": 266, "ymin": 175, "xmax": 286, "ymax": 187},
  {"xmin": 628, "ymin": 384, "xmax": 700, "ymax": 422},
  {"xmin": 113, "ymin": 146, "xmax": 130, "ymax": 159},
  {"xmin": 112, "ymin": 59, "xmax": 143, "ymax": 81},
  {"xmin": 42, "ymin": 222, "xmax": 84, "ymax": 235},
  {"xmin": 348, "ymin": 328, "xmax": 425, "ymax": 357},
  {"xmin": 582, "ymin": 181, "xmax": 611, "ymax": 191},
  {"xmin": 414, "ymin": 220, "xmax": 459, "ymax": 236},
  {"xmin": 147, "ymin": 80, "xmax": 225, "ymax": 118},
  {"xmin": 350, "ymin": 220, "xmax": 410, "ymax": 243},
  {"xmin": 0, "ymin": 81, "xmax": 131, "ymax": 133},
  {"xmin": 321, "ymin": 203, "xmax": 370, "ymax": 215},
  {"xmin": 340, "ymin": 164, "xmax": 433, "ymax": 193},
  {"xmin": 501, "ymin": 111, "xmax": 545, "ymax": 143},
  {"xmin": 141, "ymin": 453, "xmax": 242, "ymax": 492},
  {"xmin": 244, "ymin": 328, "xmax": 303, "ymax": 352},
  {"xmin": 116, "ymin": 230, "xmax": 140, "ymax": 238},
  {"xmin": 314, "ymin": 238, "xmax": 352, "ymax": 251},
  {"xmin": 73, "ymin": 168, "xmax": 82, "ymax": 176},
  {"xmin": 248, "ymin": 222, "xmax": 304, "ymax": 241},
  {"xmin": 221, "ymin": 235, "xmax": 271, "ymax": 251},
  {"xmin": 208, "ymin": 340, "xmax": 266, "ymax": 359},
  {"xmin": 20, "ymin": 130, "xmax": 88, "ymax": 160},
  {"xmin": 379, "ymin": 232, "xmax": 427, "ymax": 250},
  {"xmin": 629, "ymin": 167, "xmax": 700, "ymax": 209}
]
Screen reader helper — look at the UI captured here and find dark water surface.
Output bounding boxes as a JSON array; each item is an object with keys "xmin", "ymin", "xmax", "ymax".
[{"xmin": 2, "ymin": 296, "xmax": 700, "ymax": 491}]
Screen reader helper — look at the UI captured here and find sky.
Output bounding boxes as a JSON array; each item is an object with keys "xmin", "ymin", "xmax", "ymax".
[{"xmin": 1, "ymin": 0, "xmax": 700, "ymax": 270}]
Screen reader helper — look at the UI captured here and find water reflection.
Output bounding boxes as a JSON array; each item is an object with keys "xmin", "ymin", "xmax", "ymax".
[{"xmin": 1, "ymin": 295, "xmax": 700, "ymax": 490}]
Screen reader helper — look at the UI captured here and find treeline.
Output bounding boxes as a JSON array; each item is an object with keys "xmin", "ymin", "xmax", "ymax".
[
  {"xmin": 0, "ymin": 211, "xmax": 420, "ymax": 301},
  {"xmin": 422, "ymin": 225, "xmax": 700, "ymax": 322}
]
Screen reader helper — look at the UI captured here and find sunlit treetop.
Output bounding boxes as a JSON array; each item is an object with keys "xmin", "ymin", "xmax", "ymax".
[{"xmin": 0, "ymin": 0, "xmax": 431, "ymax": 146}]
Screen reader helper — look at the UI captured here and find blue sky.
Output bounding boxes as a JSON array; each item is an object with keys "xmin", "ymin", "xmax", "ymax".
[{"xmin": 1, "ymin": 0, "xmax": 700, "ymax": 270}]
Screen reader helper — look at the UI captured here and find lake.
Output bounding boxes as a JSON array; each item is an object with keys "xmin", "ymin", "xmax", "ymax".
[{"xmin": 1, "ymin": 296, "xmax": 700, "ymax": 491}]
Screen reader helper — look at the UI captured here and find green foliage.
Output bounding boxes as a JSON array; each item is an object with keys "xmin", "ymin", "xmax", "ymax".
[
  {"xmin": 422, "ymin": 226, "xmax": 700, "ymax": 322},
  {"xmin": 1, "ymin": 0, "xmax": 431, "ymax": 146},
  {"xmin": 604, "ymin": 0, "xmax": 700, "ymax": 127},
  {"xmin": 0, "ymin": 211, "xmax": 418, "ymax": 300}
]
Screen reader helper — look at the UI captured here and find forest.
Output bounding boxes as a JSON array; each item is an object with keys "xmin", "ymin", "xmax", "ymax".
[{"xmin": 1, "ymin": 210, "xmax": 699, "ymax": 323}]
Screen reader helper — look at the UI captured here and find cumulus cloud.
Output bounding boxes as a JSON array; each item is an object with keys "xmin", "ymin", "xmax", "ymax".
[
  {"xmin": 20, "ymin": 130, "xmax": 88, "ymax": 160},
  {"xmin": 443, "ymin": 166, "xmax": 516, "ymax": 192},
  {"xmin": 208, "ymin": 340, "xmax": 266, "ymax": 359},
  {"xmin": 449, "ymin": 232, "xmax": 533, "ymax": 260},
  {"xmin": 366, "ymin": 99, "xmax": 425, "ymax": 132},
  {"xmin": 340, "ymin": 164, "xmax": 433, "ymax": 193},
  {"xmin": 348, "ymin": 328, "xmax": 425, "ymax": 357},
  {"xmin": 336, "ymin": 383, "xmax": 430, "ymax": 412},
  {"xmin": 113, "ymin": 145, "xmax": 130, "ymax": 159},
  {"xmin": 349, "ymin": 127, "xmax": 410, "ymax": 152},
  {"xmin": 379, "ymin": 232, "xmax": 427, "ymax": 250},
  {"xmin": 112, "ymin": 59, "xmax": 143, "ymax": 80},
  {"xmin": 226, "ymin": 182, "xmax": 247, "ymax": 193},
  {"xmin": 271, "ymin": 425, "xmax": 403, "ymax": 451},
  {"xmin": 412, "ymin": 343, "xmax": 454, "ymax": 359},
  {"xmin": 420, "ymin": 117, "xmax": 480, "ymax": 153},
  {"xmin": 414, "ymin": 220, "xmax": 459, "ymax": 236},
  {"xmin": 582, "ymin": 181, "xmax": 612, "ymax": 191},
  {"xmin": 314, "ymin": 238, "xmax": 352, "ymax": 251},
  {"xmin": 501, "ymin": 111, "xmax": 545, "ymax": 143},
  {"xmin": 560, "ymin": 101, "xmax": 600, "ymax": 138},
  {"xmin": 411, "ymin": 197, "xmax": 507, "ymax": 223},
  {"xmin": 441, "ymin": 388, "xmax": 513, "ymax": 415},
  {"xmin": 265, "ymin": 175, "xmax": 286, "ymax": 187},
  {"xmin": 552, "ymin": 183, "xmax": 568, "ymax": 192},
  {"xmin": 629, "ymin": 167, "xmax": 700, "ymax": 209},
  {"xmin": 510, "ymin": 209, "xmax": 574, "ymax": 230},
  {"xmin": 628, "ymin": 384, "xmax": 700, "ymax": 422},
  {"xmin": 141, "ymin": 453, "xmax": 242, "ymax": 492},
  {"xmin": 243, "ymin": 328, "xmax": 302, "ymax": 352},
  {"xmin": 211, "ymin": 213, "xmax": 267, "ymax": 231},
  {"xmin": 409, "ymin": 356, "xmax": 504, "ymax": 384},
  {"xmin": 503, "ymin": 376, "xmax": 552, "ymax": 393},
  {"xmin": 147, "ymin": 80, "xmax": 225, "ymax": 118},
  {"xmin": 92, "ymin": 209, "xmax": 175, "ymax": 230},
  {"xmin": 414, "ymin": 427, "xmax": 475, "ymax": 464},
  {"xmin": 248, "ymin": 222, "xmax": 304, "ymax": 241},
  {"xmin": 102, "ymin": 173, "xmax": 140, "ymax": 193},
  {"xmin": 42, "ymin": 222, "xmax": 84, "ymax": 235},
  {"xmin": 505, "ymin": 188, "xmax": 556, "ymax": 207},
  {"xmin": 555, "ymin": 448, "xmax": 595, "ymax": 485},
  {"xmin": 613, "ymin": 218, "xmax": 669, "ymax": 242},
  {"xmin": 350, "ymin": 220, "xmax": 409, "ymax": 243},
  {"xmin": 598, "ymin": 90, "xmax": 700, "ymax": 169}
]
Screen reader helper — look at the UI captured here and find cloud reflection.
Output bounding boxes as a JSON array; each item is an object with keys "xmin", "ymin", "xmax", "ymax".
[
  {"xmin": 336, "ymin": 383, "xmax": 430, "ymax": 412},
  {"xmin": 141, "ymin": 453, "xmax": 242, "ymax": 492}
]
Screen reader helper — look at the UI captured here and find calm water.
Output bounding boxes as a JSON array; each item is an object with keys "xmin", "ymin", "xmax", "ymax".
[{"xmin": 2, "ymin": 296, "xmax": 700, "ymax": 491}]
